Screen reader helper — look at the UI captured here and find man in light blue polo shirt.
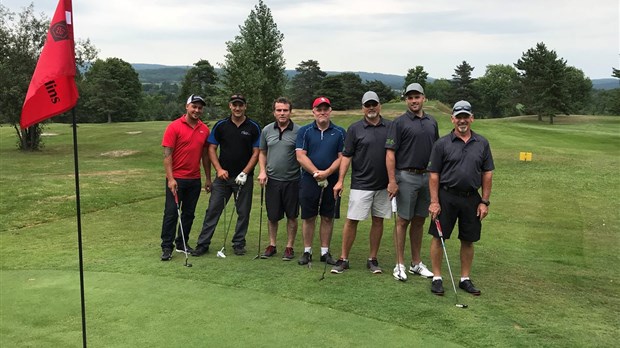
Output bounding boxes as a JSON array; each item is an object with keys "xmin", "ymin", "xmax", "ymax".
[{"xmin": 295, "ymin": 96, "xmax": 346, "ymax": 266}]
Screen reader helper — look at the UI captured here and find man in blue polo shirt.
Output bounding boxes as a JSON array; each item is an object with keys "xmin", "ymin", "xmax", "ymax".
[
  {"xmin": 331, "ymin": 91, "xmax": 391, "ymax": 274},
  {"xmin": 427, "ymin": 100, "xmax": 494, "ymax": 296},
  {"xmin": 295, "ymin": 96, "xmax": 346, "ymax": 266},
  {"xmin": 386, "ymin": 83, "xmax": 439, "ymax": 281},
  {"xmin": 193, "ymin": 93, "xmax": 261, "ymax": 257}
]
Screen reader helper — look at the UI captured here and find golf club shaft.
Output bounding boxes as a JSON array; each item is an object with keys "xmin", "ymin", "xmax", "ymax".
[
  {"xmin": 434, "ymin": 219, "xmax": 460, "ymax": 304},
  {"xmin": 173, "ymin": 192, "xmax": 191, "ymax": 266},
  {"xmin": 255, "ymin": 185, "xmax": 264, "ymax": 259},
  {"xmin": 319, "ymin": 195, "xmax": 339, "ymax": 280}
]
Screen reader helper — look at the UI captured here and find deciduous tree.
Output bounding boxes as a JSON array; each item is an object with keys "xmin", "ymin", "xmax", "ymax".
[
  {"xmin": 474, "ymin": 64, "xmax": 520, "ymax": 118},
  {"xmin": 403, "ymin": 66, "xmax": 429, "ymax": 91},
  {"xmin": 178, "ymin": 59, "xmax": 219, "ymax": 119}
]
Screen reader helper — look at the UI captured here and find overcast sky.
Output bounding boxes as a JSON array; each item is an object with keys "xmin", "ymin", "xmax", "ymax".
[{"xmin": 3, "ymin": 0, "xmax": 619, "ymax": 79}]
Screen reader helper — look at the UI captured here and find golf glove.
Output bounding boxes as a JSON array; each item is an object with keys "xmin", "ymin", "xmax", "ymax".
[
  {"xmin": 317, "ymin": 179, "xmax": 328, "ymax": 188},
  {"xmin": 235, "ymin": 172, "xmax": 247, "ymax": 185}
]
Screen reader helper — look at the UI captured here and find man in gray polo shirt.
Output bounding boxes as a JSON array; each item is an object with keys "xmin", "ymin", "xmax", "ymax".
[
  {"xmin": 257, "ymin": 97, "xmax": 301, "ymax": 260},
  {"xmin": 427, "ymin": 100, "xmax": 494, "ymax": 296},
  {"xmin": 386, "ymin": 83, "xmax": 439, "ymax": 281},
  {"xmin": 331, "ymin": 91, "xmax": 391, "ymax": 274}
]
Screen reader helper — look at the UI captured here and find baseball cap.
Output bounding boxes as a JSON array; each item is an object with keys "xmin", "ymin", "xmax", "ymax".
[
  {"xmin": 404, "ymin": 83, "xmax": 425, "ymax": 95},
  {"xmin": 361, "ymin": 91, "xmax": 380, "ymax": 105},
  {"xmin": 229, "ymin": 94, "xmax": 246, "ymax": 104},
  {"xmin": 186, "ymin": 94, "xmax": 206, "ymax": 106},
  {"xmin": 312, "ymin": 96, "xmax": 331, "ymax": 108},
  {"xmin": 452, "ymin": 100, "xmax": 473, "ymax": 116}
]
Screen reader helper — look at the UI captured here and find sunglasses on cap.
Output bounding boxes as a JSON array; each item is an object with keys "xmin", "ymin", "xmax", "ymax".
[
  {"xmin": 363, "ymin": 101, "xmax": 379, "ymax": 108},
  {"xmin": 453, "ymin": 105, "xmax": 472, "ymax": 113}
]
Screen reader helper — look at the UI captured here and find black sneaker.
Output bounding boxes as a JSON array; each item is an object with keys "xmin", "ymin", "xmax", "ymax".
[
  {"xmin": 282, "ymin": 247, "xmax": 294, "ymax": 261},
  {"xmin": 191, "ymin": 245, "xmax": 209, "ymax": 257},
  {"xmin": 320, "ymin": 252, "xmax": 337, "ymax": 265},
  {"xmin": 261, "ymin": 245, "xmax": 277, "ymax": 258},
  {"xmin": 298, "ymin": 252, "xmax": 312, "ymax": 265},
  {"xmin": 176, "ymin": 244, "xmax": 194, "ymax": 254},
  {"xmin": 233, "ymin": 245, "xmax": 247, "ymax": 256},
  {"xmin": 330, "ymin": 259, "xmax": 350, "ymax": 274},
  {"xmin": 459, "ymin": 279, "xmax": 481, "ymax": 296},
  {"xmin": 431, "ymin": 279, "xmax": 445, "ymax": 296},
  {"xmin": 161, "ymin": 248, "xmax": 172, "ymax": 261},
  {"xmin": 366, "ymin": 258, "xmax": 383, "ymax": 274}
]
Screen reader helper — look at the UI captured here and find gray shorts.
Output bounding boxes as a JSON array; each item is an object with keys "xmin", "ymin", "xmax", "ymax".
[
  {"xmin": 395, "ymin": 170, "xmax": 430, "ymax": 220},
  {"xmin": 347, "ymin": 189, "xmax": 391, "ymax": 220}
]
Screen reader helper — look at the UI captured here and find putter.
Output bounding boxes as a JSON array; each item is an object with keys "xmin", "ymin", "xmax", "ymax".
[
  {"xmin": 434, "ymin": 219, "xmax": 468, "ymax": 309},
  {"xmin": 217, "ymin": 185, "xmax": 242, "ymax": 258},
  {"xmin": 392, "ymin": 198, "xmax": 406, "ymax": 281},
  {"xmin": 319, "ymin": 194, "xmax": 339, "ymax": 281},
  {"xmin": 254, "ymin": 186, "xmax": 265, "ymax": 260},
  {"xmin": 173, "ymin": 192, "xmax": 192, "ymax": 267},
  {"xmin": 308, "ymin": 185, "xmax": 326, "ymax": 269}
]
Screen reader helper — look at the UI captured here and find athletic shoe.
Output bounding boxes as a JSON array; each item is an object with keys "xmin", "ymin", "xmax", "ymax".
[
  {"xmin": 161, "ymin": 248, "xmax": 172, "ymax": 261},
  {"xmin": 298, "ymin": 252, "xmax": 312, "ymax": 265},
  {"xmin": 431, "ymin": 279, "xmax": 445, "ymax": 296},
  {"xmin": 409, "ymin": 262, "xmax": 434, "ymax": 278},
  {"xmin": 320, "ymin": 252, "xmax": 337, "ymax": 265},
  {"xmin": 191, "ymin": 245, "xmax": 209, "ymax": 257},
  {"xmin": 367, "ymin": 258, "xmax": 382, "ymax": 274},
  {"xmin": 459, "ymin": 279, "xmax": 481, "ymax": 296},
  {"xmin": 331, "ymin": 259, "xmax": 350, "ymax": 274},
  {"xmin": 261, "ymin": 245, "xmax": 277, "ymax": 259},
  {"xmin": 282, "ymin": 247, "xmax": 294, "ymax": 261},
  {"xmin": 175, "ymin": 244, "xmax": 194, "ymax": 254},
  {"xmin": 392, "ymin": 264, "xmax": 407, "ymax": 281},
  {"xmin": 233, "ymin": 245, "xmax": 247, "ymax": 256}
]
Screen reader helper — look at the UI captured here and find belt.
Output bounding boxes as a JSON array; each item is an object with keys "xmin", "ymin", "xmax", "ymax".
[
  {"xmin": 401, "ymin": 168, "xmax": 427, "ymax": 174},
  {"xmin": 442, "ymin": 186, "xmax": 477, "ymax": 197}
]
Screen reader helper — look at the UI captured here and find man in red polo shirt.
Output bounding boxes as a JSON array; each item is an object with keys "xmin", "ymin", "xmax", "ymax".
[{"xmin": 160, "ymin": 95, "xmax": 212, "ymax": 261}]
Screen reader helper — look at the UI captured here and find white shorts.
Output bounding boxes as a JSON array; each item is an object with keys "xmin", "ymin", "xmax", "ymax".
[{"xmin": 347, "ymin": 189, "xmax": 392, "ymax": 221}]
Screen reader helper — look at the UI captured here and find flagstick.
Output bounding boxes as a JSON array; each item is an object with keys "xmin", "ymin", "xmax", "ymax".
[{"xmin": 71, "ymin": 108, "xmax": 88, "ymax": 348}]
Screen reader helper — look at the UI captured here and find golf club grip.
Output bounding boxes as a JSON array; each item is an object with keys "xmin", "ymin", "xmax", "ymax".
[
  {"xmin": 173, "ymin": 191, "xmax": 179, "ymax": 205},
  {"xmin": 434, "ymin": 219, "xmax": 444, "ymax": 238}
]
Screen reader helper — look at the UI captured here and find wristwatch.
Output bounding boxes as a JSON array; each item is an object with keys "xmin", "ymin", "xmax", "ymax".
[{"xmin": 480, "ymin": 199, "xmax": 490, "ymax": 206}]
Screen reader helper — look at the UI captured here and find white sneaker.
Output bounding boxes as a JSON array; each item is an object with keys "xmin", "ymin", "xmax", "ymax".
[
  {"xmin": 393, "ymin": 264, "xmax": 408, "ymax": 281},
  {"xmin": 409, "ymin": 262, "xmax": 433, "ymax": 278}
]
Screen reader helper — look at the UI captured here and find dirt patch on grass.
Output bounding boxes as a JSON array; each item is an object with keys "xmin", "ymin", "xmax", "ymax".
[
  {"xmin": 41, "ymin": 133, "xmax": 59, "ymax": 136},
  {"xmin": 80, "ymin": 169, "xmax": 144, "ymax": 177},
  {"xmin": 126, "ymin": 131, "xmax": 142, "ymax": 135},
  {"xmin": 100, "ymin": 150, "xmax": 139, "ymax": 157}
]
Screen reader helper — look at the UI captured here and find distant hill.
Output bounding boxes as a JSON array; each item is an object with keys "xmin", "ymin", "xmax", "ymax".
[{"xmin": 132, "ymin": 63, "xmax": 617, "ymax": 90}]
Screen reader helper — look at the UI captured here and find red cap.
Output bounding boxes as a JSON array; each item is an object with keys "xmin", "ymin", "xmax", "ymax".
[{"xmin": 312, "ymin": 96, "xmax": 331, "ymax": 108}]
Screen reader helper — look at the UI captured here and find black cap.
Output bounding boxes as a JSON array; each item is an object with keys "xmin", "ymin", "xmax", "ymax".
[{"xmin": 229, "ymin": 94, "xmax": 246, "ymax": 104}]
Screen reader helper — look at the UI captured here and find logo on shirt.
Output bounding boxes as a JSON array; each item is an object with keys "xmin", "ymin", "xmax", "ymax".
[
  {"xmin": 241, "ymin": 131, "xmax": 251, "ymax": 136},
  {"xmin": 386, "ymin": 138, "xmax": 395, "ymax": 146}
]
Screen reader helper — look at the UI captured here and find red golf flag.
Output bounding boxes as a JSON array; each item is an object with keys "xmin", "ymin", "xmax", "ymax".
[{"xmin": 20, "ymin": 0, "xmax": 78, "ymax": 129}]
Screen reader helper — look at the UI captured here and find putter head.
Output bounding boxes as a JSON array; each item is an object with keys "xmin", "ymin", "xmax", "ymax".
[
  {"xmin": 216, "ymin": 248, "xmax": 226, "ymax": 258},
  {"xmin": 185, "ymin": 262, "xmax": 193, "ymax": 267},
  {"xmin": 456, "ymin": 304, "xmax": 468, "ymax": 308}
]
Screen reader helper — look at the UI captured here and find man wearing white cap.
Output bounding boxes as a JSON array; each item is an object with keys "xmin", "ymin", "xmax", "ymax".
[
  {"xmin": 385, "ymin": 83, "xmax": 439, "ymax": 281},
  {"xmin": 427, "ymin": 100, "xmax": 494, "ymax": 296},
  {"xmin": 331, "ymin": 91, "xmax": 391, "ymax": 274}
]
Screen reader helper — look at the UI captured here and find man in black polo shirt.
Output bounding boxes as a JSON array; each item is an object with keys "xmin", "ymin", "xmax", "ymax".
[
  {"xmin": 385, "ymin": 83, "xmax": 439, "ymax": 281},
  {"xmin": 427, "ymin": 100, "xmax": 494, "ymax": 296},
  {"xmin": 193, "ymin": 94, "xmax": 261, "ymax": 256},
  {"xmin": 331, "ymin": 91, "xmax": 391, "ymax": 274}
]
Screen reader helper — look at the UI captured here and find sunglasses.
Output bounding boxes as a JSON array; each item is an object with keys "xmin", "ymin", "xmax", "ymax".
[
  {"xmin": 453, "ymin": 105, "xmax": 472, "ymax": 112},
  {"xmin": 363, "ymin": 101, "xmax": 379, "ymax": 108}
]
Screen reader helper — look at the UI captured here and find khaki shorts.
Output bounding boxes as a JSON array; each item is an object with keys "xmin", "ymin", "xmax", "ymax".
[{"xmin": 347, "ymin": 189, "xmax": 391, "ymax": 221}]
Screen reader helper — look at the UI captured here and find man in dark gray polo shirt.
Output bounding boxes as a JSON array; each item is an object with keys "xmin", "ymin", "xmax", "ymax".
[
  {"xmin": 257, "ymin": 97, "xmax": 300, "ymax": 261},
  {"xmin": 427, "ymin": 100, "xmax": 494, "ymax": 296},
  {"xmin": 385, "ymin": 83, "xmax": 439, "ymax": 281},
  {"xmin": 331, "ymin": 91, "xmax": 392, "ymax": 274}
]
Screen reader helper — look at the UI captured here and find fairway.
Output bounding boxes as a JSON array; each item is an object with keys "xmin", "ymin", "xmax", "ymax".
[{"xmin": 1, "ymin": 103, "xmax": 619, "ymax": 347}]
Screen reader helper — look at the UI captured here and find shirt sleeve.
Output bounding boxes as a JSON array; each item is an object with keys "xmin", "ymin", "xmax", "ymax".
[{"xmin": 385, "ymin": 119, "xmax": 399, "ymax": 150}]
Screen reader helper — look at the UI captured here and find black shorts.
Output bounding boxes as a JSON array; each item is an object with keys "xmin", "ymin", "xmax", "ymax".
[
  {"xmin": 428, "ymin": 189, "xmax": 482, "ymax": 242},
  {"xmin": 299, "ymin": 175, "xmax": 340, "ymax": 219},
  {"xmin": 265, "ymin": 178, "xmax": 299, "ymax": 222}
]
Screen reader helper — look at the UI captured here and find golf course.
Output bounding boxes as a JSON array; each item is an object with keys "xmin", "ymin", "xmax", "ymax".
[{"xmin": 1, "ymin": 101, "xmax": 618, "ymax": 347}]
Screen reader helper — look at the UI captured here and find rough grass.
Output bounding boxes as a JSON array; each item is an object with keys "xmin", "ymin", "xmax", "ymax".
[{"xmin": 1, "ymin": 102, "xmax": 619, "ymax": 347}]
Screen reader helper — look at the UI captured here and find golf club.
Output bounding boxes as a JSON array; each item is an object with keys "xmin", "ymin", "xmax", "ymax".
[
  {"xmin": 173, "ymin": 192, "xmax": 192, "ymax": 267},
  {"xmin": 217, "ymin": 187, "xmax": 240, "ymax": 258},
  {"xmin": 392, "ymin": 198, "xmax": 406, "ymax": 281},
  {"xmin": 254, "ymin": 185, "xmax": 265, "ymax": 260},
  {"xmin": 308, "ymin": 185, "xmax": 326, "ymax": 269},
  {"xmin": 319, "ymin": 195, "xmax": 339, "ymax": 281},
  {"xmin": 434, "ymin": 219, "xmax": 468, "ymax": 309}
]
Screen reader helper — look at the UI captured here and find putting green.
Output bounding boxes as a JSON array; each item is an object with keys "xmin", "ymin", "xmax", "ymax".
[{"xmin": 1, "ymin": 270, "xmax": 460, "ymax": 347}]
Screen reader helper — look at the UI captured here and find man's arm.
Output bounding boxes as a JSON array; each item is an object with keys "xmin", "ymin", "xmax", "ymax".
[
  {"xmin": 428, "ymin": 172, "xmax": 440, "ymax": 220},
  {"xmin": 241, "ymin": 147, "xmax": 260, "ymax": 176},
  {"xmin": 477, "ymin": 171, "xmax": 493, "ymax": 220},
  {"xmin": 296, "ymin": 149, "xmax": 319, "ymax": 175},
  {"xmin": 257, "ymin": 149, "xmax": 268, "ymax": 186},
  {"xmin": 209, "ymin": 143, "xmax": 228, "ymax": 180},
  {"xmin": 201, "ymin": 149, "xmax": 212, "ymax": 192},
  {"xmin": 333, "ymin": 155, "xmax": 351, "ymax": 198},
  {"xmin": 164, "ymin": 146, "xmax": 176, "ymax": 193},
  {"xmin": 386, "ymin": 149, "xmax": 398, "ymax": 199}
]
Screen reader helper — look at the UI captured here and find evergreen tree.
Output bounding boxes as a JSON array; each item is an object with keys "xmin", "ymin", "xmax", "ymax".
[
  {"xmin": 403, "ymin": 66, "xmax": 429, "ymax": 91},
  {"xmin": 363, "ymin": 80, "xmax": 396, "ymax": 103},
  {"xmin": 451, "ymin": 61, "xmax": 477, "ymax": 105},
  {"xmin": 220, "ymin": 0, "xmax": 286, "ymax": 126},
  {"xmin": 290, "ymin": 59, "xmax": 326, "ymax": 109}
]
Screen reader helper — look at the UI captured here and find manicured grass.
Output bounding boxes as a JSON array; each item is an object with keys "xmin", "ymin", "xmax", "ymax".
[{"xmin": 1, "ymin": 103, "xmax": 619, "ymax": 347}]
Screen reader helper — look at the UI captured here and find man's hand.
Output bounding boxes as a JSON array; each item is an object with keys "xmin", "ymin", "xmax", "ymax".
[
  {"xmin": 317, "ymin": 179, "xmax": 328, "ymax": 188},
  {"xmin": 235, "ymin": 172, "xmax": 248, "ymax": 185}
]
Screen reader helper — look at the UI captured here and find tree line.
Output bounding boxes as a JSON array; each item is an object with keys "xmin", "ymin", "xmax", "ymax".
[{"xmin": 2, "ymin": 2, "xmax": 619, "ymax": 150}]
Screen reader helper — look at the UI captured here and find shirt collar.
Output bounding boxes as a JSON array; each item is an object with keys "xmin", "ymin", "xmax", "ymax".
[{"xmin": 273, "ymin": 120, "xmax": 294, "ymax": 131}]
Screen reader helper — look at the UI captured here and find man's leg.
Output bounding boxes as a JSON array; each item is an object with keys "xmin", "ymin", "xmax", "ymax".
[
  {"xmin": 302, "ymin": 217, "xmax": 316, "ymax": 248},
  {"xmin": 268, "ymin": 220, "xmax": 278, "ymax": 246},
  {"xmin": 430, "ymin": 237, "xmax": 443, "ymax": 276},
  {"xmin": 232, "ymin": 177, "xmax": 253, "ymax": 248},
  {"xmin": 195, "ymin": 178, "xmax": 228, "ymax": 249},
  {"xmin": 319, "ymin": 216, "xmax": 334, "ymax": 248},
  {"xmin": 369, "ymin": 216, "xmax": 383, "ymax": 259},
  {"xmin": 395, "ymin": 217, "xmax": 409, "ymax": 265},
  {"xmin": 161, "ymin": 181, "xmax": 177, "ymax": 251},
  {"xmin": 409, "ymin": 216, "xmax": 426, "ymax": 264},
  {"xmin": 340, "ymin": 219, "xmax": 358, "ymax": 259},
  {"xmin": 175, "ymin": 179, "xmax": 202, "ymax": 248},
  {"xmin": 286, "ymin": 217, "xmax": 297, "ymax": 248},
  {"xmin": 460, "ymin": 240, "xmax": 474, "ymax": 278}
]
